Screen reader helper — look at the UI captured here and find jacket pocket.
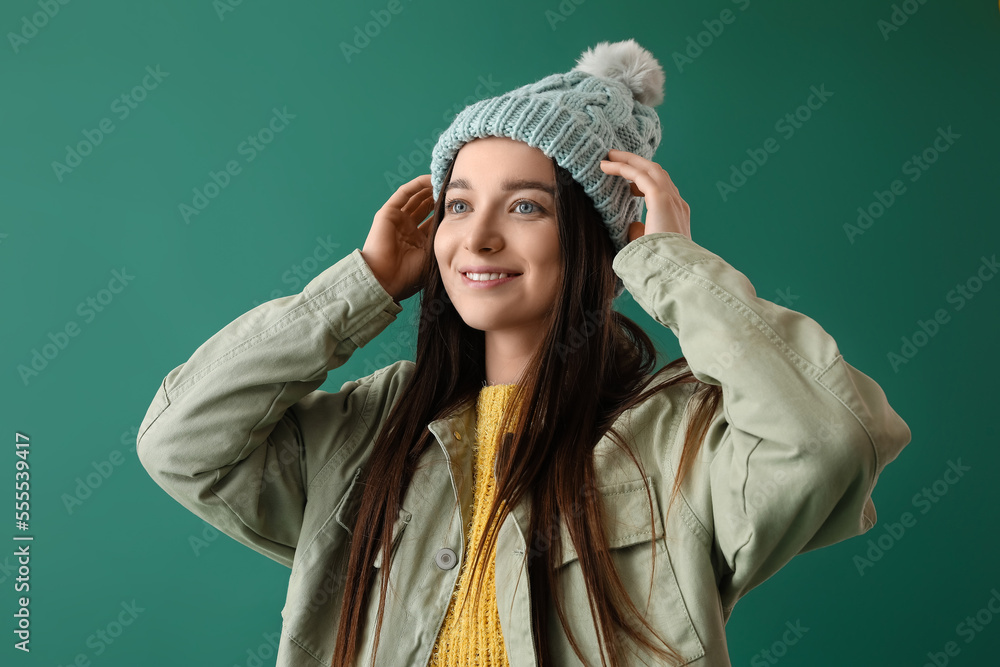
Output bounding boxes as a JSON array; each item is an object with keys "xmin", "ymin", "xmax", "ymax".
[
  {"xmin": 279, "ymin": 464, "xmax": 414, "ymax": 665},
  {"xmin": 555, "ymin": 477, "xmax": 667, "ymax": 568},
  {"xmin": 331, "ymin": 466, "xmax": 412, "ymax": 569},
  {"xmin": 551, "ymin": 477, "xmax": 706, "ymax": 665}
]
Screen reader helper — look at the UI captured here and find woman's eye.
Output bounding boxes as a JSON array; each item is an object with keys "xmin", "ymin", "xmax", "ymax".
[
  {"xmin": 444, "ymin": 199, "xmax": 543, "ymax": 216},
  {"xmin": 514, "ymin": 200, "xmax": 541, "ymax": 215}
]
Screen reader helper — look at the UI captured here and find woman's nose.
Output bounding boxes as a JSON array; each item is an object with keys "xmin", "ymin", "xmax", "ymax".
[{"xmin": 463, "ymin": 211, "xmax": 505, "ymax": 252}]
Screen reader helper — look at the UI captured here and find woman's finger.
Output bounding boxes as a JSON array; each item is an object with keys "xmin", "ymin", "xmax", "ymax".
[
  {"xmin": 604, "ymin": 151, "xmax": 654, "ymax": 197},
  {"xmin": 599, "ymin": 159, "xmax": 665, "ymax": 205},
  {"xmin": 603, "ymin": 150, "xmax": 676, "ymax": 193},
  {"xmin": 601, "ymin": 150, "xmax": 690, "ymax": 239},
  {"xmin": 383, "ymin": 174, "xmax": 433, "ymax": 213},
  {"xmin": 389, "ymin": 189, "xmax": 435, "ymax": 247},
  {"xmin": 402, "ymin": 190, "xmax": 435, "ymax": 219}
]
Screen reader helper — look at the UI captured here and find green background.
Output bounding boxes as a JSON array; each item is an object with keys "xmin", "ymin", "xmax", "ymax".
[{"xmin": 2, "ymin": 0, "xmax": 998, "ymax": 664}]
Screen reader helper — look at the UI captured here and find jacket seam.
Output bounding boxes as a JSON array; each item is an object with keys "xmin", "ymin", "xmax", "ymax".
[
  {"xmin": 728, "ymin": 432, "xmax": 762, "ymax": 569},
  {"xmin": 652, "ymin": 259, "xmax": 874, "ymax": 556},
  {"xmin": 241, "ymin": 380, "xmax": 292, "ymax": 469},
  {"xmin": 166, "ymin": 271, "xmax": 371, "ymax": 403},
  {"xmin": 137, "ymin": 376, "xmax": 171, "ymax": 446},
  {"xmin": 659, "ymin": 386, "xmax": 713, "ymax": 549},
  {"xmin": 678, "ymin": 500, "xmax": 712, "ymax": 550},
  {"xmin": 559, "ymin": 478, "xmax": 666, "ymax": 562},
  {"xmin": 306, "ymin": 365, "xmax": 382, "ymax": 492},
  {"xmin": 814, "ymin": 354, "xmax": 880, "ymax": 497},
  {"xmin": 210, "ymin": 379, "xmax": 302, "ymax": 561},
  {"xmin": 352, "ymin": 248, "xmax": 397, "ymax": 305},
  {"xmin": 310, "ymin": 273, "xmax": 394, "ymax": 344},
  {"xmin": 624, "ymin": 241, "xmax": 846, "ymax": 561},
  {"xmin": 284, "ymin": 625, "xmax": 323, "ymax": 664},
  {"xmin": 660, "ymin": 540, "xmax": 708, "ymax": 663},
  {"xmin": 508, "ymin": 509, "xmax": 538, "ymax": 664},
  {"xmin": 310, "ymin": 254, "xmax": 397, "ymax": 340},
  {"xmin": 627, "ymin": 246, "xmax": 827, "ymax": 378}
]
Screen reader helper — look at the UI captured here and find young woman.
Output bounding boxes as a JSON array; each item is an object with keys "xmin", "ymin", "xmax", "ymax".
[{"xmin": 137, "ymin": 40, "xmax": 911, "ymax": 667}]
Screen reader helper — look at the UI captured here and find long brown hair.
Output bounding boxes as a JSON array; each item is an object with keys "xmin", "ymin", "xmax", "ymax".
[{"xmin": 331, "ymin": 152, "xmax": 723, "ymax": 666}]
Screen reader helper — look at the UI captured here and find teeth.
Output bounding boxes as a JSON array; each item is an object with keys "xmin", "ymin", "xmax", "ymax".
[{"xmin": 465, "ymin": 272, "xmax": 517, "ymax": 281}]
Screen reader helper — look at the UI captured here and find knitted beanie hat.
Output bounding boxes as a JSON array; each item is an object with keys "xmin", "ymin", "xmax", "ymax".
[{"xmin": 429, "ymin": 38, "xmax": 666, "ymax": 298}]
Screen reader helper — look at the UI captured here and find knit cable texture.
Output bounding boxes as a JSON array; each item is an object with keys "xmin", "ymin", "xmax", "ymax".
[{"xmin": 429, "ymin": 383, "xmax": 520, "ymax": 666}]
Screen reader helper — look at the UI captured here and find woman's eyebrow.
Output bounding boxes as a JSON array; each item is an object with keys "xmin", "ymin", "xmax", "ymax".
[{"xmin": 446, "ymin": 177, "xmax": 555, "ymax": 198}]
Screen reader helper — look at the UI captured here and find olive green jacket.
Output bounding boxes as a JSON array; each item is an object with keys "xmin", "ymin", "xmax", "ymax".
[{"xmin": 137, "ymin": 232, "xmax": 911, "ymax": 666}]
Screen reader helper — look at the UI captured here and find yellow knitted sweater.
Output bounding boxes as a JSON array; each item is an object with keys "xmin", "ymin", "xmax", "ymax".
[{"xmin": 429, "ymin": 382, "xmax": 519, "ymax": 666}]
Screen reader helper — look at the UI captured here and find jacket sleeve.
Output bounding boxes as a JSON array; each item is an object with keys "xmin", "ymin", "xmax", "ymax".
[
  {"xmin": 136, "ymin": 248, "xmax": 408, "ymax": 569},
  {"xmin": 611, "ymin": 232, "xmax": 912, "ymax": 615}
]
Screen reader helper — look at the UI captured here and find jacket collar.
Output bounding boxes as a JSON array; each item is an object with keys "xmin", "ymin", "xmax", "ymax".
[
  {"xmin": 423, "ymin": 398, "xmax": 538, "ymax": 664},
  {"xmin": 425, "ymin": 397, "xmax": 533, "ymax": 534}
]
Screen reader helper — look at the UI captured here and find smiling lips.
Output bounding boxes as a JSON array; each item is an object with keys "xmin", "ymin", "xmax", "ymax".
[{"xmin": 460, "ymin": 271, "xmax": 522, "ymax": 288}]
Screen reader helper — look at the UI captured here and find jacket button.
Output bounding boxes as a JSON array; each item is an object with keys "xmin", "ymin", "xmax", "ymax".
[
  {"xmin": 454, "ymin": 431, "xmax": 461, "ymax": 440},
  {"xmin": 435, "ymin": 547, "xmax": 458, "ymax": 570}
]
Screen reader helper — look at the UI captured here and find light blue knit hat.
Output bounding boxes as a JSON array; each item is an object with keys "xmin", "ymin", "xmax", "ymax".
[{"xmin": 429, "ymin": 38, "xmax": 666, "ymax": 297}]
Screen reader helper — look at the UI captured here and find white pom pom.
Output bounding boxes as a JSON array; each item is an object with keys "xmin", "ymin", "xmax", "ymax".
[{"xmin": 571, "ymin": 38, "xmax": 665, "ymax": 107}]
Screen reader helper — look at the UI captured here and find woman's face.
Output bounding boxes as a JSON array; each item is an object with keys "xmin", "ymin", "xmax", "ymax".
[{"xmin": 434, "ymin": 136, "xmax": 562, "ymax": 341}]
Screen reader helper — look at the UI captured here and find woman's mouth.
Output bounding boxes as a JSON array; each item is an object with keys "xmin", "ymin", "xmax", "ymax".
[{"xmin": 460, "ymin": 271, "xmax": 522, "ymax": 289}]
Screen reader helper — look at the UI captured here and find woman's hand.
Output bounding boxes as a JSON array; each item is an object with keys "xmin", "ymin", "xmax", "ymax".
[
  {"xmin": 599, "ymin": 149, "xmax": 692, "ymax": 243},
  {"xmin": 360, "ymin": 174, "xmax": 436, "ymax": 304}
]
